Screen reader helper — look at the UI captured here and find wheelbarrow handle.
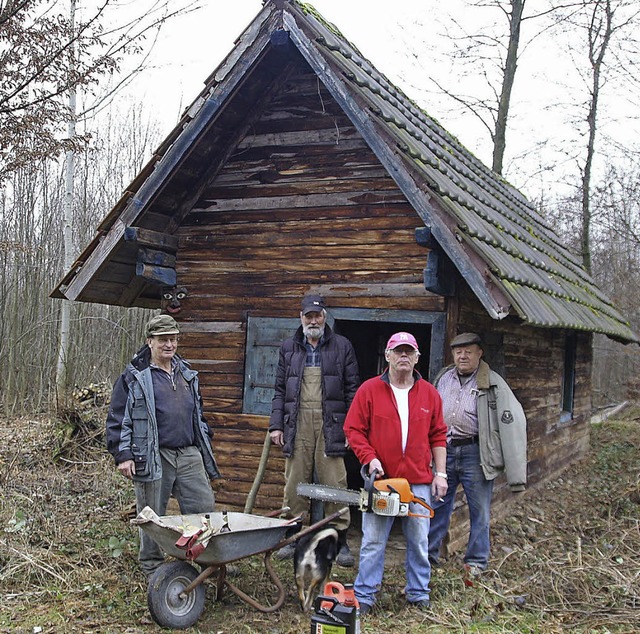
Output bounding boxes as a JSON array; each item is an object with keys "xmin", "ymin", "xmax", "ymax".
[{"xmin": 271, "ymin": 506, "xmax": 349, "ymax": 551}]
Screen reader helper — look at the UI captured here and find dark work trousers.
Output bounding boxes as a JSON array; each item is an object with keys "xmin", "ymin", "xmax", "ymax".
[{"xmin": 134, "ymin": 445, "xmax": 215, "ymax": 575}]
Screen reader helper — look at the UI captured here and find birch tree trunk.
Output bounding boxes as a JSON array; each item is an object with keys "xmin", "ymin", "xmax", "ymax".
[{"xmin": 55, "ymin": 0, "xmax": 76, "ymax": 403}]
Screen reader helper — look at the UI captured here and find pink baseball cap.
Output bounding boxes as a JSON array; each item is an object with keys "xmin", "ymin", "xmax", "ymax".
[{"xmin": 386, "ymin": 332, "xmax": 419, "ymax": 351}]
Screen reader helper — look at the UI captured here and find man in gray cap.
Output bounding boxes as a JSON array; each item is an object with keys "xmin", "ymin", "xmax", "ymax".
[
  {"xmin": 428, "ymin": 333, "xmax": 527, "ymax": 584},
  {"xmin": 269, "ymin": 294, "xmax": 360, "ymax": 566},
  {"xmin": 106, "ymin": 314, "xmax": 220, "ymax": 577}
]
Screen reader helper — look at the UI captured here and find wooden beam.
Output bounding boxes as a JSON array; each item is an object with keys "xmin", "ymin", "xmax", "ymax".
[
  {"xmin": 424, "ymin": 250, "xmax": 455, "ymax": 297},
  {"xmin": 63, "ymin": 219, "xmax": 127, "ymax": 301},
  {"xmin": 415, "ymin": 226, "xmax": 438, "ymax": 249},
  {"xmin": 178, "ymin": 321, "xmax": 244, "ymax": 333},
  {"xmin": 136, "ymin": 247, "xmax": 176, "ymax": 268},
  {"xmin": 135, "ymin": 263, "xmax": 177, "ymax": 286},
  {"xmin": 125, "ymin": 227, "xmax": 179, "ymax": 252},
  {"xmin": 416, "ymin": 227, "xmax": 456, "ymax": 296},
  {"xmin": 119, "ymin": 276, "xmax": 151, "ymax": 307}
]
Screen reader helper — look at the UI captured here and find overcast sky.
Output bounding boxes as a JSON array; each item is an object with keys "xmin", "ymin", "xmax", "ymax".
[{"xmin": 97, "ymin": 0, "xmax": 638, "ymax": 203}]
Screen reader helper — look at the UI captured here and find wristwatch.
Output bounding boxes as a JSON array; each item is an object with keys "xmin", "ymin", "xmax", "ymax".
[{"xmin": 434, "ymin": 471, "xmax": 448, "ymax": 479}]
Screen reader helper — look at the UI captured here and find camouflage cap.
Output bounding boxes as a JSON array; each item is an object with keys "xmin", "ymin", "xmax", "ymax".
[{"xmin": 145, "ymin": 314, "xmax": 180, "ymax": 338}]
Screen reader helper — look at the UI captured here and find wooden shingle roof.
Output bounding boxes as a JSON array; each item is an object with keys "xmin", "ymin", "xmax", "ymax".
[{"xmin": 52, "ymin": 0, "xmax": 637, "ymax": 343}]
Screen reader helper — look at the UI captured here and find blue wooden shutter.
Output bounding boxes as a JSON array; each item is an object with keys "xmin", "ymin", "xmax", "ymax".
[{"xmin": 243, "ymin": 317, "xmax": 299, "ymax": 415}]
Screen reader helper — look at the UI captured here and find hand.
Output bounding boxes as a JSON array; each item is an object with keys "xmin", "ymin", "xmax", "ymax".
[
  {"xmin": 117, "ymin": 459, "xmax": 135, "ymax": 479},
  {"xmin": 270, "ymin": 430, "xmax": 284, "ymax": 447},
  {"xmin": 431, "ymin": 475, "xmax": 448, "ymax": 501},
  {"xmin": 368, "ymin": 458, "xmax": 384, "ymax": 478}
]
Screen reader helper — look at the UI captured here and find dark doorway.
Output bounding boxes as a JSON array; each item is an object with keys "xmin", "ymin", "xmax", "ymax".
[{"xmin": 335, "ymin": 320, "xmax": 432, "ymax": 382}]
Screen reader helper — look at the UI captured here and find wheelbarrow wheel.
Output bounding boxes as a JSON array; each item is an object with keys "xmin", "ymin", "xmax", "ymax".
[{"xmin": 147, "ymin": 561, "xmax": 207, "ymax": 629}]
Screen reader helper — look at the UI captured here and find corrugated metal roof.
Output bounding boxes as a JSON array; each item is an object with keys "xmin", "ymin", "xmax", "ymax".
[{"xmin": 287, "ymin": 1, "xmax": 637, "ymax": 342}]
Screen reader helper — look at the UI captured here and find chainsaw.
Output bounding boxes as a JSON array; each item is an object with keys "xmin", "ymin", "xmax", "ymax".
[{"xmin": 297, "ymin": 468, "xmax": 434, "ymax": 519}]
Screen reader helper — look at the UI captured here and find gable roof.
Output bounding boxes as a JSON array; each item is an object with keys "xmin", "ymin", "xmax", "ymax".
[{"xmin": 52, "ymin": 0, "xmax": 637, "ymax": 344}]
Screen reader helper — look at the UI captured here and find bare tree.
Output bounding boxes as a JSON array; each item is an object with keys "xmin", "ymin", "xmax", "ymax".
[
  {"xmin": 492, "ymin": 0, "xmax": 526, "ymax": 174},
  {"xmin": 550, "ymin": 0, "xmax": 640, "ymax": 273},
  {"xmin": 56, "ymin": 0, "xmax": 78, "ymax": 402},
  {"xmin": 0, "ymin": 0, "xmax": 198, "ymax": 182},
  {"xmin": 421, "ymin": 0, "xmax": 562, "ymax": 175},
  {"xmin": 0, "ymin": 100, "xmax": 158, "ymax": 415},
  {"xmin": 590, "ymin": 162, "xmax": 640, "ymax": 402}
]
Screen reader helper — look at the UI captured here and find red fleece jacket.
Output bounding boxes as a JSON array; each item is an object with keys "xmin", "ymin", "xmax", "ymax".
[{"xmin": 344, "ymin": 370, "xmax": 447, "ymax": 484}]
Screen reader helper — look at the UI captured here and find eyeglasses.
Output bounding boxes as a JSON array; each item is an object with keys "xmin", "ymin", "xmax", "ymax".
[{"xmin": 389, "ymin": 347, "xmax": 419, "ymax": 356}]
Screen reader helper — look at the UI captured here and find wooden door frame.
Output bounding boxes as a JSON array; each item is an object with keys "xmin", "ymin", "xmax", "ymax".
[{"xmin": 326, "ymin": 307, "xmax": 446, "ymax": 382}]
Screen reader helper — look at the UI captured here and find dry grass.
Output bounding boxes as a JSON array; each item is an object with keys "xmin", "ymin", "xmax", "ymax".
[{"xmin": 0, "ymin": 405, "xmax": 638, "ymax": 633}]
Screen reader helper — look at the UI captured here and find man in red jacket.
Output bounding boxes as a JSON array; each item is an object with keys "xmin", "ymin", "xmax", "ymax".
[{"xmin": 344, "ymin": 332, "xmax": 448, "ymax": 615}]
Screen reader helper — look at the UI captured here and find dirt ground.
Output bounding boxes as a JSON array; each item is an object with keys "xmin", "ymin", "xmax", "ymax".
[{"xmin": 0, "ymin": 403, "xmax": 638, "ymax": 633}]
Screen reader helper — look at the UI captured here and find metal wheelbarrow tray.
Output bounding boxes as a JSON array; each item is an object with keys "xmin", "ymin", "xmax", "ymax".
[{"xmin": 131, "ymin": 505, "xmax": 347, "ymax": 629}]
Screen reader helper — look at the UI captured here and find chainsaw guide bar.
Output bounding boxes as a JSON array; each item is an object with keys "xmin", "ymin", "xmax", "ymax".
[{"xmin": 296, "ymin": 479, "xmax": 434, "ymax": 518}]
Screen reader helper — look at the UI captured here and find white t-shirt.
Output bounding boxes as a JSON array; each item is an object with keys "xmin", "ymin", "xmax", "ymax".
[{"xmin": 391, "ymin": 384, "xmax": 411, "ymax": 452}]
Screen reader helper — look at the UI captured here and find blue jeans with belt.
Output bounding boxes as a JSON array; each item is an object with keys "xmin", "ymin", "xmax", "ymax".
[
  {"xmin": 428, "ymin": 442, "xmax": 494, "ymax": 569},
  {"xmin": 354, "ymin": 484, "xmax": 432, "ymax": 606}
]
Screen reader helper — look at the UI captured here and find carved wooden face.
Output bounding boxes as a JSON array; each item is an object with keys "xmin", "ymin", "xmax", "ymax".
[{"xmin": 161, "ymin": 286, "xmax": 188, "ymax": 314}]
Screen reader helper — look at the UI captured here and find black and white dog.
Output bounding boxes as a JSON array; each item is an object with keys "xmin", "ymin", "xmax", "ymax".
[{"xmin": 294, "ymin": 527, "xmax": 339, "ymax": 611}]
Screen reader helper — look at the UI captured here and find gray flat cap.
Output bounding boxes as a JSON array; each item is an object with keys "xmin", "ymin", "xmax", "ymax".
[{"xmin": 450, "ymin": 332, "xmax": 482, "ymax": 348}]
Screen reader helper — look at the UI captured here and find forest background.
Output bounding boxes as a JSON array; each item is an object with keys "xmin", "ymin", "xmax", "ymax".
[{"xmin": 1, "ymin": 0, "xmax": 639, "ymax": 417}]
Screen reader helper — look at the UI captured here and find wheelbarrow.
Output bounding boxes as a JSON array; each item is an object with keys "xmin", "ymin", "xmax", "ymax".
[{"xmin": 131, "ymin": 505, "xmax": 348, "ymax": 629}]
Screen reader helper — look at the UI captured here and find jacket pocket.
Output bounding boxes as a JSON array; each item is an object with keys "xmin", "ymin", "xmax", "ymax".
[
  {"xmin": 132, "ymin": 453, "xmax": 149, "ymax": 476},
  {"xmin": 486, "ymin": 428, "xmax": 504, "ymax": 469}
]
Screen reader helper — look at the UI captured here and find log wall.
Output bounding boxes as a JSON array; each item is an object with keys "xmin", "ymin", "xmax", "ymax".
[
  {"xmin": 175, "ymin": 65, "xmax": 441, "ymax": 512},
  {"xmin": 169, "ymin": 63, "xmax": 593, "ymax": 529}
]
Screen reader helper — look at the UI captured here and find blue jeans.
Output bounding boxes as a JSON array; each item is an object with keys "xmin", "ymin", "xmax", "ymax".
[
  {"xmin": 354, "ymin": 484, "xmax": 432, "ymax": 606},
  {"xmin": 428, "ymin": 443, "xmax": 494, "ymax": 569}
]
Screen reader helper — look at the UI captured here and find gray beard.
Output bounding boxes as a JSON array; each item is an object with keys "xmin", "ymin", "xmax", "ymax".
[{"xmin": 303, "ymin": 324, "xmax": 324, "ymax": 340}]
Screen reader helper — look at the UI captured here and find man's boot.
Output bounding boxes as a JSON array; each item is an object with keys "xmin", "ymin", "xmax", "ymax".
[{"xmin": 336, "ymin": 529, "xmax": 355, "ymax": 567}]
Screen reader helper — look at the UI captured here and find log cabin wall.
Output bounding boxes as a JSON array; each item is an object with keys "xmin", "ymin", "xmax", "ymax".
[
  {"xmin": 174, "ymin": 61, "xmax": 445, "ymax": 512},
  {"xmin": 159, "ymin": 56, "xmax": 594, "ymax": 521}
]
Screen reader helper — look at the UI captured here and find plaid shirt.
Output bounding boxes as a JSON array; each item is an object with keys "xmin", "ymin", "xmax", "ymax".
[
  {"xmin": 437, "ymin": 366, "xmax": 479, "ymax": 439},
  {"xmin": 304, "ymin": 336, "xmax": 324, "ymax": 367}
]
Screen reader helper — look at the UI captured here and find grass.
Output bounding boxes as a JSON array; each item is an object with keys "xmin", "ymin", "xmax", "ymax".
[{"xmin": 0, "ymin": 409, "xmax": 638, "ymax": 633}]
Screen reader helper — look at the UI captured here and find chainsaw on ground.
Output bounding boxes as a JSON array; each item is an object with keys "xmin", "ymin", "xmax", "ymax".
[{"xmin": 297, "ymin": 468, "xmax": 433, "ymax": 519}]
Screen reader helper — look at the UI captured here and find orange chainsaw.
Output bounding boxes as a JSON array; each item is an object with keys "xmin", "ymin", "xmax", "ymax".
[{"xmin": 297, "ymin": 468, "xmax": 433, "ymax": 518}]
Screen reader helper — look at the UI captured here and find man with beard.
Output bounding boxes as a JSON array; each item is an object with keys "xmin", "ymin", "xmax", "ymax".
[{"xmin": 269, "ymin": 294, "xmax": 360, "ymax": 566}]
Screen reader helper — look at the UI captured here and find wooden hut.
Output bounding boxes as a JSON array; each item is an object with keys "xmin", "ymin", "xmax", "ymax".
[{"xmin": 53, "ymin": 0, "xmax": 637, "ymax": 520}]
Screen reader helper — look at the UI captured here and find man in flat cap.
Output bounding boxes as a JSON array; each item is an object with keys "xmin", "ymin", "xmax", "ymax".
[
  {"xmin": 106, "ymin": 314, "xmax": 220, "ymax": 577},
  {"xmin": 269, "ymin": 294, "xmax": 360, "ymax": 566},
  {"xmin": 429, "ymin": 333, "xmax": 527, "ymax": 584}
]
